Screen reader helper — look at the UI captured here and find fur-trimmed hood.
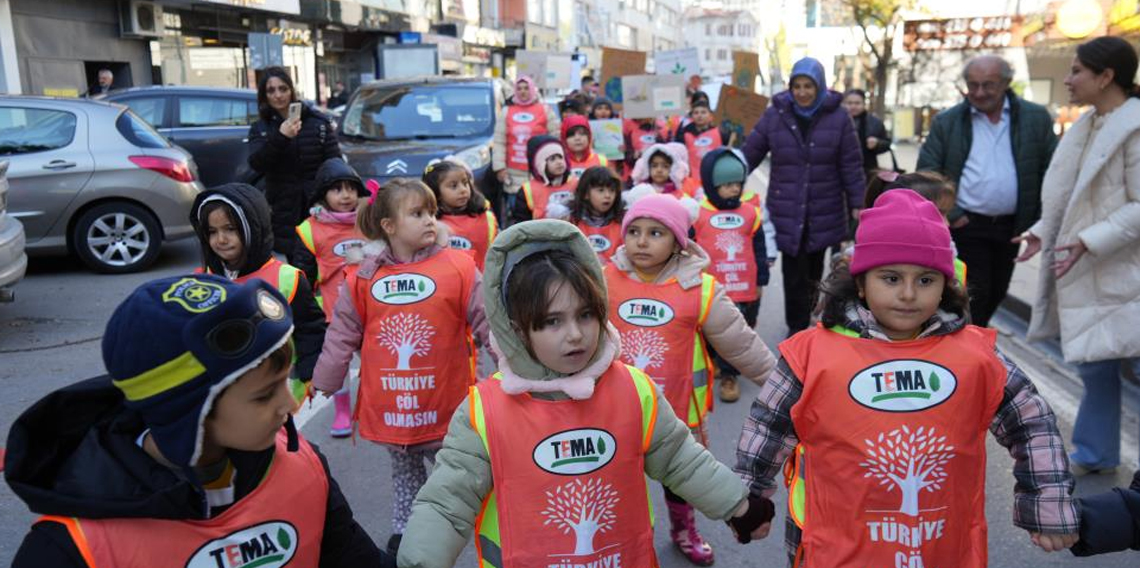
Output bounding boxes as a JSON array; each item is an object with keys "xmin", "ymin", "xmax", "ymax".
[{"xmin": 631, "ymin": 142, "xmax": 690, "ymax": 188}]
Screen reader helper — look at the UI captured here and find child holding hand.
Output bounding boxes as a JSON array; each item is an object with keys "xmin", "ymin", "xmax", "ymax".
[
  {"xmin": 423, "ymin": 159, "xmax": 497, "ymax": 271},
  {"xmin": 398, "ymin": 220, "xmax": 774, "ymax": 568},
  {"xmin": 736, "ymin": 189, "xmax": 1079, "ymax": 567},
  {"xmin": 311, "ymin": 178, "xmax": 489, "ymax": 554},
  {"xmin": 607, "ymin": 194, "xmax": 777, "ymax": 564}
]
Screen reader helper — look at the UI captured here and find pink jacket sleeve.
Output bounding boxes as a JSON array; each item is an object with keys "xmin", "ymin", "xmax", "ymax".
[
  {"xmin": 311, "ymin": 281, "xmax": 364, "ymax": 393},
  {"xmin": 700, "ymin": 283, "xmax": 776, "ymax": 386}
]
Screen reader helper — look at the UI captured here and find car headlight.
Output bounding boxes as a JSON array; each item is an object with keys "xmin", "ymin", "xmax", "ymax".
[{"xmin": 451, "ymin": 145, "xmax": 491, "ymax": 171}]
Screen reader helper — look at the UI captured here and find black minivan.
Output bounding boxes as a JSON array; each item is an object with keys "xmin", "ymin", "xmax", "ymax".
[{"xmin": 105, "ymin": 86, "xmax": 259, "ymax": 188}]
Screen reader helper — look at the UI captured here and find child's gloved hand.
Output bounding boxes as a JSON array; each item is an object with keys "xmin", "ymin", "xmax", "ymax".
[
  {"xmin": 726, "ymin": 495, "xmax": 775, "ymax": 544},
  {"xmin": 1030, "ymin": 532, "xmax": 1079, "ymax": 552}
]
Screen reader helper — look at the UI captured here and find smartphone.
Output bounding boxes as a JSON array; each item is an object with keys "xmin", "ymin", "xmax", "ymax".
[{"xmin": 288, "ymin": 102, "xmax": 302, "ymax": 122}]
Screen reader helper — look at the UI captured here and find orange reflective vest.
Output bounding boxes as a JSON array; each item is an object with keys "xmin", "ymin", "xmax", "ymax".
[
  {"xmin": 683, "ymin": 127, "xmax": 723, "ymax": 184},
  {"xmin": 604, "ymin": 264, "xmax": 716, "ymax": 426},
  {"xmin": 470, "ymin": 362, "xmax": 660, "ymax": 568},
  {"xmin": 779, "ymin": 324, "xmax": 1006, "ymax": 568},
  {"xmin": 574, "ymin": 219, "xmax": 623, "ymax": 263},
  {"xmin": 568, "ymin": 150, "xmax": 608, "ymax": 178},
  {"xmin": 693, "ymin": 199, "xmax": 762, "ymax": 302},
  {"xmin": 440, "ymin": 210, "xmax": 497, "ymax": 272},
  {"xmin": 203, "ymin": 258, "xmax": 302, "ymax": 305},
  {"xmin": 296, "ymin": 217, "xmax": 366, "ymax": 321},
  {"xmin": 505, "ymin": 102, "xmax": 549, "ymax": 171},
  {"xmin": 38, "ymin": 431, "xmax": 327, "ymax": 568},
  {"xmin": 348, "ymin": 249, "xmax": 478, "ymax": 445},
  {"xmin": 522, "ymin": 176, "xmax": 577, "ymax": 220}
]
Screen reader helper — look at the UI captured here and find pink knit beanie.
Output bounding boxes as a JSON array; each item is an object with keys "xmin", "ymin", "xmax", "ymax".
[
  {"xmin": 622, "ymin": 194, "xmax": 691, "ymax": 249},
  {"xmin": 850, "ymin": 189, "xmax": 955, "ymax": 280}
]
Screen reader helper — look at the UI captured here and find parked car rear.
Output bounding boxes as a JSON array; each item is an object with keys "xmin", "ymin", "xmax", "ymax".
[
  {"xmin": 104, "ymin": 86, "xmax": 260, "ymax": 188},
  {"xmin": 0, "ymin": 96, "xmax": 203, "ymax": 273},
  {"xmin": 0, "ymin": 160, "xmax": 26, "ymax": 300},
  {"xmin": 339, "ymin": 77, "xmax": 497, "ymax": 200}
]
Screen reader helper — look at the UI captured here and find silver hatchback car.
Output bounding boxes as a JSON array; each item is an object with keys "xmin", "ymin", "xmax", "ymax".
[{"xmin": 0, "ymin": 96, "xmax": 203, "ymax": 273}]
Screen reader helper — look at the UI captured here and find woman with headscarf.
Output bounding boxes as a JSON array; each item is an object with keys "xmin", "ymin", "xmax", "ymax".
[
  {"xmin": 741, "ymin": 57, "xmax": 865, "ymax": 335},
  {"xmin": 493, "ymin": 75, "xmax": 561, "ymax": 224}
]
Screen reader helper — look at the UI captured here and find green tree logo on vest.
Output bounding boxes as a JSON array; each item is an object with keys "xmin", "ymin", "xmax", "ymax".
[
  {"xmin": 848, "ymin": 360, "xmax": 957, "ymax": 412},
  {"xmin": 621, "ymin": 329, "xmax": 668, "ymax": 371},
  {"xmin": 332, "ymin": 239, "xmax": 366, "ymax": 258},
  {"xmin": 710, "ymin": 213, "xmax": 745, "ymax": 230},
  {"xmin": 541, "ymin": 478, "xmax": 619, "ymax": 556},
  {"xmin": 184, "ymin": 521, "xmax": 297, "ymax": 568},
  {"xmin": 448, "ymin": 235, "xmax": 472, "ymax": 250},
  {"xmin": 533, "ymin": 428, "xmax": 617, "ymax": 475},
  {"xmin": 376, "ymin": 313, "xmax": 436, "ymax": 370},
  {"xmin": 370, "ymin": 273, "xmax": 436, "ymax": 305},
  {"xmin": 617, "ymin": 298, "xmax": 675, "ymax": 327},
  {"xmin": 860, "ymin": 426, "xmax": 955, "ymax": 517}
]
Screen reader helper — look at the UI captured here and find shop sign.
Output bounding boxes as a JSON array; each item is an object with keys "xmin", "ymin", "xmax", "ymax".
[
  {"xmin": 198, "ymin": 0, "xmax": 300, "ymax": 16},
  {"xmin": 463, "ymin": 45, "xmax": 492, "ymax": 64},
  {"xmin": 271, "ymin": 27, "xmax": 313, "ymax": 47},
  {"xmin": 425, "ymin": 33, "xmax": 463, "ymax": 62},
  {"xmin": 463, "ymin": 26, "xmax": 506, "ymax": 47},
  {"xmin": 903, "ymin": 16, "xmax": 1024, "ymax": 51}
]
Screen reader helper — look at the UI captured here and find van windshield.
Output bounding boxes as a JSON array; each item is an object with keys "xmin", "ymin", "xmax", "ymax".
[{"xmin": 341, "ymin": 84, "xmax": 494, "ymax": 141}]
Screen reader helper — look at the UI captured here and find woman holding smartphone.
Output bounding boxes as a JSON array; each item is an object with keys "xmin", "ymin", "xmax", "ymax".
[{"xmin": 248, "ymin": 66, "xmax": 342, "ymax": 258}]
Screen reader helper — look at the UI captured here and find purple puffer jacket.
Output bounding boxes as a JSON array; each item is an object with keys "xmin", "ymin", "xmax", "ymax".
[{"xmin": 742, "ymin": 90, "xmax": 865, "ymax": 255}]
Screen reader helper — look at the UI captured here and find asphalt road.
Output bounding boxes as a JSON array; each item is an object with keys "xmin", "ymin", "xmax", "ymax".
[{"xmin": 1, "ymin": 236, "xmax": 1137, "ymax": 567}]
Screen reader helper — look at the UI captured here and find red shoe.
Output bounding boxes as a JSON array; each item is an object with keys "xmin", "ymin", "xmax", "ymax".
[
  {"xmin": 330, "ymin": 388, "xmax": 352, "ymax": 438},
  {"xmin": 667, "ymin": 500, "xmax": 715, "ymax": 565}
]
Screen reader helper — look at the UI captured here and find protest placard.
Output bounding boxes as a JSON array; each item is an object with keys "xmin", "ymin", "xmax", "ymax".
[
  {"xmin": 600, "ymin": 47, "xmax": 647, "ymax": 104},
  {"xmin": 621, "ymin": 74, "xmax": 687, "ymax": 119},
  {"xmin": 715, "ymin": 84, "xmax": 769, "ymax": 146},
  {"xmin": 732, "ymin": 51, "xmax": 761, "ymax": 90},
  {"xmin": 590, "ymin": 119, "xmax": 624, "ymax": 160},
  {"xmin": 516, "ymin": 50, "xmax": 574, "ymax": 89},
  {"xmin": 653, "ymin": 47, "xmax": 701, "ymax": 79}
]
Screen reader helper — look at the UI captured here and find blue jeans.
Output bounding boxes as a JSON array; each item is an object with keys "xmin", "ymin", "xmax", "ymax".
[{"xmin": 1071, "ymin": 358, "xmax": 1140, "ymax": 469}]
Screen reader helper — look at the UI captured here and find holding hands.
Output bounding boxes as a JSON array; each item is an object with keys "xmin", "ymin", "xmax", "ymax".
[{"xmin": 726, "ymin": 495, "xmax": 776, "ymax": 544}]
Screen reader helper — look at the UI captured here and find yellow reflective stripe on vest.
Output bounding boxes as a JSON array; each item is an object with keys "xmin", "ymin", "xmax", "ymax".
[
  {"xmin": 485, "ymin": 210, "xmax": 498, "ymax": 245},
  {"xmin": 599, "ymin": 155, "xmax": 608, "ymax": 166},
  {"xmin": 828, "ymin": 325, "xmax": 861, "ymax": 338},
  {"xmin": 38, "ymin": 516, "xmax": 100, "ymax": 568},
  {"xmin": 276, "ymin": 263, "xmax": 301, "ymax": 304},
  {"xmin": 751, "ymin": 205, "xmax": 762, "ymax": 234},
  {"xmin": 522, "ymin": 181, "xmax": 534, "ymax": 209},
  {"xmin": 954, "ymin": 257, "xmax": 967, "ymax": 288},
  {"xmin": 684, "ymin": 274, "xmax": 717, "ymax": 426},
  {"xmin": 786, "ymin": 444, "xmax": 807, "ymax": 528},
  {"xmin": 295, "ymin": 221, "xmax": 316, "ymax": 255}
]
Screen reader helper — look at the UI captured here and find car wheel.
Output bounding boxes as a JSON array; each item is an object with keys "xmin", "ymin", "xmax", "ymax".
[{"xmin": 72, "ymin": 202, "xmax": 162, "ymax": 274}]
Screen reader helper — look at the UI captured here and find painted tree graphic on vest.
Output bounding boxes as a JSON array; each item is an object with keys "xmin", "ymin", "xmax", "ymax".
[
  {"xmin": 376, "ymin": 313, "xmax": 436, "ymax": 370},
  {"xmin": 541, "ymin": 478, "xmax": 620, "ymax": 556},
  {"xmin": 621, "ymin": 329, "xmax": 668, "ymax": 371},
  {"xmin": 859, "ymin": 425, "xmax": 955, "ymax": 517},
  {"xmin": 715, "ymin": 231, "xmax": 746, "ymax": 261}
]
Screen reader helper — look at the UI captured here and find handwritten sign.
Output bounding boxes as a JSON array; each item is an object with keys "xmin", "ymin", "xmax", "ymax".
[
  {"xmin": 715, "ymin": 85, "xmax": 768, "ymax": 147},
  {"xmin": 732, "ymin": 51, "xmax": 761, "ymax": 90},
  {"xmin": 621, "ymin": 74, "xmax": 687, "ymax": 119},
  {"xmin": 600, "ymin": 47, "xmax": 647, "ymax": 105},
  {"xmin": 654, "ymin": 47, "xmax": 701, "ymax": 78}
]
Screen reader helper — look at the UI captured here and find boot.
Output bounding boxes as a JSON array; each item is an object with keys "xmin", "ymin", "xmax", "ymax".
[
  {"xmin": 718, "ymin": 375, "xmax": 740, "ymax": 403},
  {"xmin": 667, "ymin": 500, "xmax": 715, "ymax": 565},
  {"xmin": 330, "ymin": 387, "xmax": 352, "ymax": 438}
]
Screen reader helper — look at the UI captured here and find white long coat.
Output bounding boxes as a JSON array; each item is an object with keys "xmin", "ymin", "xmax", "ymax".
[{"xmin": 1027, "ymin": 98, "xmax": 1140, "ymax": 363}]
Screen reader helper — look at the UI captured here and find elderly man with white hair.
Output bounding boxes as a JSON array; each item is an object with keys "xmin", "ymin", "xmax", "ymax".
[
  {"xmin": 86, "ymin": 68, "xmax": 114, "ymax": 98},
  {"xmin": 917, "ymin": 55, "xmax": 1058, "ymax": 327}
]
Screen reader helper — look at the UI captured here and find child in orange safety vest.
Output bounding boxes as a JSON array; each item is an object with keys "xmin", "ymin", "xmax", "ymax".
[
  {"xmin": 607, "ymin": 193, "xmax": 777, "ymax": 565},
  {"xmin": 629, "ymin": 142, "xmax": 704, "ymax": 201},
  {"xmin": 310, "ymin": 177, "xmax": 489, "ymax": 556},
  {"xmin": 510, "ymin": 135, "xmax": 578, "ymax": 223},
  {"xmin": 396, "ymin": 219, "xmax": 775, "ymax": 568},
  {"xmin": 422, "ymin": 159, "xmax": 498, "ymax": 272},
  {"xmin": 562, "ymin": 114, "xmax": 609, "ymax": 178},
  {"xmin": 691, "ymin": 148, "xmax": 771, "ymax": 404},
  {"xmin": 674, "ymin": 97, "xmax": 730, "ymax": 186},
  {"xmin": 294, "ymin": 158, "xmax": 370, "ymax": 437},
  {"xmin": 734, "ymin": 189, "xmax": 1080, "ymax": 568},
  {"xmin": 191, "ymin": 183, "xmax": 328, "ymax": 404},
  {"xmin": 548, "ymin": 165, "xmax": 625, "ymax": 263},
  {"xmin": 5, "ymin": 275, "xmax": 394, "ymax": 568}
]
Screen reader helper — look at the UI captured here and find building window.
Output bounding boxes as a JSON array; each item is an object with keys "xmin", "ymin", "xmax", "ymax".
[
  {"xmin": 617, "ymin": 24, "xmax": 634, "ymax": 48},
  {"xmin": 705, "ymin": 48, "xmax": 711, "ymax": 60},
  {"xmin": 543, "ymin": 0, "xmax": 556, "ymax": 27},
  {"xmin": 528, "ymin": 0, "xmax": 542, "ymax": 24},
  {"xmin": 706, "ymin": 23, "xmax": 712, "ymax": 35},
  {"xmin": 718, "ymin": 49, "xmax": 727, "ymax": 60},
  {"xmin": 806, "ymin": 0, "xmax": 819, "ymax": 28}
]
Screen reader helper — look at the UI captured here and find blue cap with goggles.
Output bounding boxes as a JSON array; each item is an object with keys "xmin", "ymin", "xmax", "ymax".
[{"xmin": 102, "ymin": 274, "xmax": 295, "ymax": 470}]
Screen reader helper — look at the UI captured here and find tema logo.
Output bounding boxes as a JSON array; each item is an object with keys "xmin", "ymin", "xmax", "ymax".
[
  {"xmin": 371, "ymin": 273, "xmax": 436, "ymax": 305},
  {"xmin": 587, "ymin": 234, "xmax": 612, "ymax": 252},
  {"xmin": 694, "ymin": 136, "xmax": 715, "ymax": 147},
  {"xmin": 185, "ymin": 521, "xmax": 297, "ymax": 568},
  {"xmin": 163, "ymin": 277, "xmax": 226, "ymax": 313},
  {"xmin": 639, "ymin": 134, "xmax": 658, "ymax": 144},
  {"xmin": 617, "ymin": 298, "xmax": 675, "ymax": 327},
  {"xmin": 513, "ymin": 112, "xmax": 535, "ymax": 123},
  {"xmin": 710, "ymin": 213, "xmax": 745, "ymax": 230},
  {"xmin": 534, "ymin": 428, "xmax": 617, "ymax": 475},
  {"xmin": 849, "ymin": 359, "xmax": 957, "ymax": 412},
  {"xmin": 449, "ymin": 235, "xmax": 473, "ymax": 250},
  {"xmin": 332, "ymin": 239, "xmax": 366, "ymax": 258}
]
